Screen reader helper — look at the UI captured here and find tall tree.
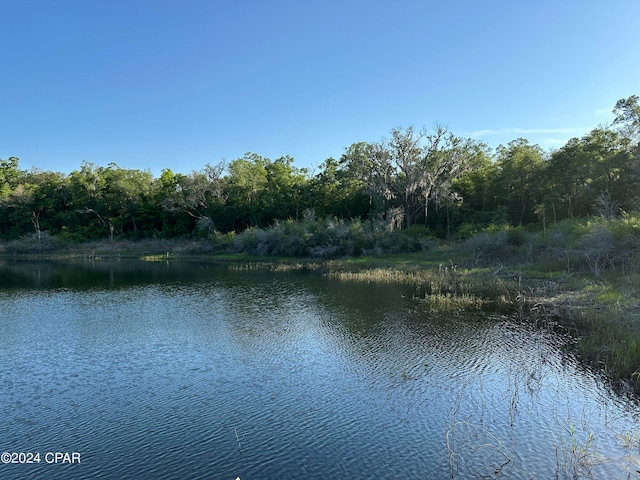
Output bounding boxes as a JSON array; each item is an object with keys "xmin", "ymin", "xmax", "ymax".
[
  {"xmin": 367, "ymin": 126, "xmax": 485, "ymax": 228},
  {"xmin": 492, "ymin": 138, "xmax": 546, "ymax": 225},
  {"xmin": 545, "ymin": 127, "xmax": 635, "ymax": 220},
  {"xmin": 262, "ymin": 155, "xmax": 308, "ymax": 223},
  {"xmin": 0, "ymin": 157, "xmax": 22, "ymax": 199},
  {"xmin": 612, "ymin": 95, "xmax": 640, "ymax": 208},
  {"xmin": 545, "ymin": 138, "xmax": 591, "ymax": 220},
  {"xmin": 24, "ymin": 169, "xmax": 68, "ymax": 237},
  {"xmin": 449, "ymin": 150, "xmax": 496, "ymax": 228},
  {"xmin": 310, "ymin": 148, "xmax": 375, "ymax": 220},
  {"xmin": 161, "ymin": 162, "xmax": 226, "ymax": 235},
  {"xmin": 101, "ymin": 164, "xmax": 154, "ymax": 238},
  {"xmin": 225, "ymin": 153, "xmax": 268, "ymax": 229},
  {"xmin": 67, "ymin": 161, "xmax": 110, "ymax": 239},
  {"xmin": 0, "ymin": 157, "xmax": 24, "ymax": 237},
  {"xmin": 613, "ymin": 94, "xmax": 640, "ymax": 145}
]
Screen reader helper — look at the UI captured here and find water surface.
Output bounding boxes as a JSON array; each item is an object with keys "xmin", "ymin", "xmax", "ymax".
[{"xmin": 1, "ymin": 260, "xmax": 639, "ymax": 479}]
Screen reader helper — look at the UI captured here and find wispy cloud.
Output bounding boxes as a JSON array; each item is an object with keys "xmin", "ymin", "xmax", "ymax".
[
  {"xmin": 468, "ymin": 127, "xmax": 588, "ymax": 138},
  {"xmin": 540, "ymin": 137, "xmax": 572, "ymax": 146},
  {"xmin": 595, "ymin": 107, "xmax": 613, "ymax": 115},
  {"xmin": 467, "ymin": 129, "xmax": 500, "ymax": 137}
]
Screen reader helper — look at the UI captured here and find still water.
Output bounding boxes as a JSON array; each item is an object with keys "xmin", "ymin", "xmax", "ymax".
[{"xmin": 1, "ymin": 260, "xmax": 639, "ymax": 479}]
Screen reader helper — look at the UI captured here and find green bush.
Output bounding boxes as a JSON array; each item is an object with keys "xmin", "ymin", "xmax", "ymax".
[
  {"xmin": 1, "ymin": 232, "xmax": 67, "ymax": 254},
  {"xmin": 506, "ymin": 226, "xmax": 527, "ymax": 246},
  {"xmin": 225, "ymin": 217, "xmax": 438, "ymax": 258}
]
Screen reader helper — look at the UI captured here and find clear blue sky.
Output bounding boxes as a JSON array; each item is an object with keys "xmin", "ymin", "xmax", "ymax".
[{"xmin": 2, "ymin": 0, "xmax": 639, "ymax": 176}]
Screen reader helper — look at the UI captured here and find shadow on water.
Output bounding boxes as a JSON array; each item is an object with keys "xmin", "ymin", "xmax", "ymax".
[{"xmin": 0, "ymin": 259, "xmax": 235, "ymax": 290}]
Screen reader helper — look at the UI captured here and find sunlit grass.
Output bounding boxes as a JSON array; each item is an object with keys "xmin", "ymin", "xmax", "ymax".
[{"xmin": 3, "ymin": 221, "xmax": 640, "ymax": 395}]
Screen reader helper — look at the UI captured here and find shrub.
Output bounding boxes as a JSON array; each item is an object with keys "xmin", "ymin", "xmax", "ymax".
[
  {"xmin": 225, "ymin": 217, "xmax": 438, "ymax": 258},
  {"xmin": 577, "ymin": 224, "xmax": 615, "ymax": 277},
  {"xmin": 1, "ymin": 232, "xmax": 67, "ymax": 254},
  {"xmin": 506, "ymin": 226, "xmax": 527, "ymax": 246}
]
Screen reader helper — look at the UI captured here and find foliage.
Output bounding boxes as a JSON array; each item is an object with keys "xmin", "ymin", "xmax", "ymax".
[
  {"xmin": 0, "ymin": 95, "xmax": 639, "ymax": 245},
  {"xmin": 225, "ymin": 217, "xmax": 436, "ymax": 258},
  {"xmin": 357, "ymin": 125, "xmax": 487, "ymax": 228}
]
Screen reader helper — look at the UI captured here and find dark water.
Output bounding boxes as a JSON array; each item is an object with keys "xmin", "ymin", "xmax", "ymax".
[{"xmin": 1, "ymin": 260, "xmax": 639, "ymax": 479}]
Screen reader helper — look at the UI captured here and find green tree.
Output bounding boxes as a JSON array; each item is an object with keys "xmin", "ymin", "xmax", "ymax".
[
  {"xmin": 366, "ymin": 126, "xmax": 485, "ymax": 228},
  {"xmin": 67, "ymin": 161, "xmax": 109, "ymax": 238},
  {"xmin": 23, "ymin": 168, "xmax": 69, "ymax": 237},
  {"xmin": 582, "ymin": 128, "xmax": 635, "ymax": 216},
  {"xmin": 0, "ymin": 157, "xmax": 21, "ymax": 198},
  {"xmin": 0, "ymin": 157, "xmax": 24, "ymax": 237},
  {"xmin": 161, "ymin": 162, "xmax": 226, "ymax": 236},
  {"xmin": 225, "ymin": 153, "xmax": 268, "ymax": 229},
  {"xmin": 1, "ymin": 183, "xmax": 36, "ymax": 236},
  {"xmin": 310, "ymin": 151, "xmax": 374, "ymax": 220},
  {"xmin": 613, "ymin": 94, "xmax": 640, "ymax": 145},
  {"xmin": 545, "ymin": 127, "xmax": 634, "ymax": 220},
  {"xmin": 545, "ymin": 138, "xmax": 592, "ymax": 220},
  {"xmin": 262, "ymin": 155, "xmax": 308, "ymax": 223},
  {"xmin": 101, "ymin": 164, "xmax": 154, "ymax": 238},
  {"xmin": 612, "ymin": 95, "xmax": 640, "ymax": 210},
  {"xmin": 448, "ymin": 150, "xmax": 496, "ymax": 231},
  {"xmin": 492, "ymin": 138, "xmax": 546, "ymax": 225}
]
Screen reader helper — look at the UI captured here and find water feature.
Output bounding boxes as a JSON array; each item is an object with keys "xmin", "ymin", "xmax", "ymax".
[{"xmin": 1, "ymin": 260, "xmax": 639, "ymax": 479}]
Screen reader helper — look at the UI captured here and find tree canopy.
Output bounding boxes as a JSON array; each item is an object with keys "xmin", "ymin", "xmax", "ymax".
[{"xmin": 1, "ymin": 96, "xmax": 638, "ymax": 242}]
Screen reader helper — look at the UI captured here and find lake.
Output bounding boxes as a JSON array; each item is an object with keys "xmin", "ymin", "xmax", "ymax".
[{"xmin": 1, "ymin": 260, "xmax": 639, "ymax": 479}]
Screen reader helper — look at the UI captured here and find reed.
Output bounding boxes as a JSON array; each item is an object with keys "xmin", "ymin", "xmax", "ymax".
[
  {"xmin": 234, "ymin": 427, "xmax": 242, "ymax": 452},
  {"xmin": 553, "ymin": 424, "xmax": 601, "ymax": 479}
]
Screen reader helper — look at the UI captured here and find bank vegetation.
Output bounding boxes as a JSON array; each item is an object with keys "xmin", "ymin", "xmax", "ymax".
[{"xmin": 1, "ymin": 95, "xmax": 639, "ymax": 393}]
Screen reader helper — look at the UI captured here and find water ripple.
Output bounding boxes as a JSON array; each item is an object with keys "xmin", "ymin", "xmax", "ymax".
[{"xmin": 1, "ymin": 265, "xmax": 639, "ymax": 479}]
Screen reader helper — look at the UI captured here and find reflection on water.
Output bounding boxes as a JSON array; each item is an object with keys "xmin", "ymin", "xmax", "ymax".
[{"xmin": 0, "ymin": 260, "xmax": 639, "ymax": 479}]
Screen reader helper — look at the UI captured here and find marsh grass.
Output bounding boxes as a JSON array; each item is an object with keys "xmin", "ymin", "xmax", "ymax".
[
  {"xmin": 553, "ymin": 424, "xmax": 602, "ymax": 480},
  {"xmin": 0, "ymin": 237, "xmax": 218, "ymax": 259},
  {"xmin": 227, "ymin": 260, "xmax": 321, "ymax": 273},
  {"xmin": 446, "ymin": 377, "xmax": 638, "ymax": 479},
  {"xmin": 324, "ymin": 255, "xmax": 640, "ymax": 393},
  {"xmin": 3, "ymin": 215, "xmax": 639, "ymax": 394}
]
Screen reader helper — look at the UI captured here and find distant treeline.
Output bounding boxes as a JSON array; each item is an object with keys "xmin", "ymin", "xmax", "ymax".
[{"xmin": 1, "ymin": 96, "xmax": 638, "ymax": 242}]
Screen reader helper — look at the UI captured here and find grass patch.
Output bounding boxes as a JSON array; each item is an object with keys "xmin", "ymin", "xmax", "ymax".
[{"xmin": 2, "ymin": 218, "xmax": 640, "ymax": 395}]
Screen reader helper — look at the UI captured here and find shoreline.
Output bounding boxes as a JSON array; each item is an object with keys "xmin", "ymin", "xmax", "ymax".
[{"xmin": 2, "ymin": 238, "xmax": 639, "ymax": 396}]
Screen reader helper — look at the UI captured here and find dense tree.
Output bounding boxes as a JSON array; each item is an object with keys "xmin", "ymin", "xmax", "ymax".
[
  {"xmin": 161, "ymin": 162, "xmax": 226, "ymax": 235},
  {"xmin": 544, "ymin": 138, "xmax": 590, "ymax": 220},
  {"xmin": 1, "ymin": 95, "xmax": 638, "ymax": 242},
  {"xmin": 447, "ymin": 150, "xmax": 496, "ymax": 231},
  {"xmin": 1, "ymin": 183, "xmax": 36, "ymax": 236},
  {"xmin": 262, "ymin": 155, "xmax": 308, "ymax": 223},
  {"xmin": 492, "ymin": 138, "xmax": 546, "ymax": 225},
  {"xmin": 613, "ymin": 94, "xmax": 640, "ymax": 145},
  {"xmin": 0, "ymin": 157, "xmax": 22, "ymax": 198},
  {"xmin": 106, "ymin": 165, "xmax": 154, "ymax": 237},
  {"xmin": 365, "ymin": 125, "xmax": 486, "ymax": 228},
  {"xmin": 23, "ymin": 169, "xmax": 69, "ymax": 237},
  {"xmin": 612, "ymin": 95, "xmax": 640, "ymax": 209},
  {"xmin": 67, "ymin": 162, "xmax": 110, "ymax": 239},
  {"xmin": 545, "ymin": 128, "xmax": 635, "ymax": 221},
  {"xmin": 310, "ymin": 147, "xmax": 375, "ymax": 220},
  {"xmin": 224, "ymin": 153, "xmax": 268, "ymax": 230}
]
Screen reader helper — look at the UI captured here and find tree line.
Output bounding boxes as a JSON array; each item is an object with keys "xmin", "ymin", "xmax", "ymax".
[{"xmin": 1, "ymin": 96, "xmax": 638, "ymax": 243}]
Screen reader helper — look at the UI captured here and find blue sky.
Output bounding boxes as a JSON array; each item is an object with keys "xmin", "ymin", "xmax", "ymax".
[{"xmin": 2, "ymin": 0, "xmax": 639, "ymax": 176}]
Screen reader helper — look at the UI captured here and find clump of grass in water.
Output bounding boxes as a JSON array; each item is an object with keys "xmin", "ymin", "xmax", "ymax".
[
  {"xmin": 229, "ymin": 261, "xmax": 320, "ymax": 272},
  {"xmin": 616, "ymin": 430, "xmax": 640, "ymax": 472},
  {"xmin": 553, "ymin": 424, "xmax": 602, "ymax": 479},
  {"xmin": 328, "ymin": 267, "xmax": 422, "ymax": 284},
  {"xmin": 421, "ymin": 293, "xmax": 492, "ymax": 311},
  {"xmin": 225, "ymin": 254, "xmax": 640, "ymax": 394}
]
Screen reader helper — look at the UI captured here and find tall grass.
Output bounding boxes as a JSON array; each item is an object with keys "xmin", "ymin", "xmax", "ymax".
[{"xmin": 3, "ymin": 213, "xmax": 640, "ymax": 393}]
